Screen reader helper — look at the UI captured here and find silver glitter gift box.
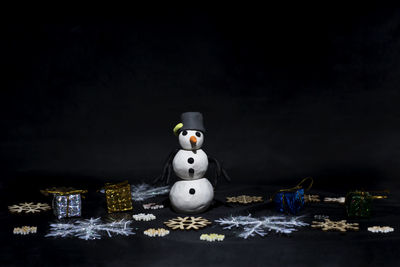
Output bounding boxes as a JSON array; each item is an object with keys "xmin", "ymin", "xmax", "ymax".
[
  {"xmin": 42, "ymin": 188, "xmax": 88, "ymax": 219},
  {"xmin": 53, "ymin": 194, "xmax": 82, "ymax": 219}
]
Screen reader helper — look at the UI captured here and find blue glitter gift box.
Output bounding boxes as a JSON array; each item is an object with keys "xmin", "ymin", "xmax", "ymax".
[
  {"xmin": 273, "ymin": 188, "xmax": 305, "ymax": 215},
  {"xmin": 271, "ymin": 177, "xmax": 313, "ymax": 215}
]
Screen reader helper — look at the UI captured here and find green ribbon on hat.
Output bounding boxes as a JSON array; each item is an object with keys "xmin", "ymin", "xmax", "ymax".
[{"xmin": 173, "ymin": 123, "xmax": 183, "ymax": 136}]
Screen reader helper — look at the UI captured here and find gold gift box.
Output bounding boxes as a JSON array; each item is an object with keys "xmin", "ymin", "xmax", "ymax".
[{"xmin": 104, "ymin": 181, "xmax": 133, "ymax": 213}]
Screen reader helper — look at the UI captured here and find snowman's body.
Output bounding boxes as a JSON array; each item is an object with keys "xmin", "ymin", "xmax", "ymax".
[
  {"xmin": 169, "ymin": 178, "xmax": 214, "ymax": 214},
  {"xmin": 172, "ymin": 149, "xmax": 208, "ymax": 180},
  {"xmin": 169, "ymin": 125, "xmax": 214, "ymax": 214}
]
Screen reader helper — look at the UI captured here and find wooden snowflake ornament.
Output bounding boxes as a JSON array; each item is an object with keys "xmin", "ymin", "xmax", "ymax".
[
  {"xmin": 8, "ymin": 202, "xmax": 51, "ymax": 214},
  {"xmin": 226, "ymin": 195, "xmax": 263, "ymax": 204},
  {"xmin": 164, "ymin": 216, "xmax": 211, "ymax": 230},
  {"xmin": 311, "ymin": 219, "xmax": 359, "ymax": 232},
  {"xmin": 305, "ymin": 194, "xmax": 320, "ymax": 203}
]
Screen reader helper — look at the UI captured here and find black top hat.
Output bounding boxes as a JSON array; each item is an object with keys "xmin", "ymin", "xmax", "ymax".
[{"xmin": 180, "ymin": 112, "xmax": 205, "ymax": 133}]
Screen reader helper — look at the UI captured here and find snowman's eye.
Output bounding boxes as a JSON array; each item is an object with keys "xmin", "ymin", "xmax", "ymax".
[
  {"xmin": 195, "ymin": 132, "xmax": 201, "ymax": 137},
  {"xmin": 182, "ymin": 130, "xmax": 187, "ymax": 136}
]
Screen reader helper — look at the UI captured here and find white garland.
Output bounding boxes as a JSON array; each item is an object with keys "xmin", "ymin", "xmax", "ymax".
[
  {"xmin": 368, "ymin": 226, "xmax": 394, "ymax": 233},
  {"xmin": 200, "ymin": 233, "xmax": 225, "ymax": 242},
  {"xmin": 132, "ymin": 213, "xmax": 156, "ymax": 221},
  {"xmin": 46, "ymin": 218, "xmax": 135, "ymax": 240},
  {"xmin": 13, "ymin": 226, "xmax": 37, "ymax": 235},
  {"xmin": 215, "ymin": 215, "xmax": 308, "ymax": 239},
  {"xmin": 314, "ymin": 215, "xmax": 329, "ymax": 220},
  {"xmin": 323, "ymin": 197, "xmax": 345, "ymax": 204},
  {"xmin": 144, "ymin": 228, "xmax": 170, "ymax": 237},
  {"xmin": 143, "ymin": 203, "xmax": 164, "ymax": 210},
  {"xmin": 131, "ymin": 183, "xmax": 170, "ymax": 201}
]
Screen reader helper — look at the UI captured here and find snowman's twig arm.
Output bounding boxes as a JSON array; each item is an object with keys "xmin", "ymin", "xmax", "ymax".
[
  {"xmin": 209, "ymin": 156, "xmax": 221, "ymax": 186},
  {"xmin": 208, "ymin": 156, "xmax": 231, "ymax": 186},
  {"xmin": 153, "ymin": 149, "xmax": 178, "ymax": 185},
  {"xmin": 222, "ymin": 168, "xmax": 231, "ymax": 182},
  {"xmin": 165, "ymin": 164, "xmax": 172, "ymax": 185}
]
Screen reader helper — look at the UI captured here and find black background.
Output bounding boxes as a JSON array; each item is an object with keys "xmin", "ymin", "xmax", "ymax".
[{"xmin": 1, "ymin": 7, "xmax": 400, "ymax": 266}]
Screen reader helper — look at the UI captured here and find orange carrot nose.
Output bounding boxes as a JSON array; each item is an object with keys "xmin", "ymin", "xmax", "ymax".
[{"xmin": 190, "ymin": 136, "xmax": 197, "ymax": 144}]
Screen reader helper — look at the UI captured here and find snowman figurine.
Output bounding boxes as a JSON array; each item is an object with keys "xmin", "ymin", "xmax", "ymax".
[{"xmin": 155, "ymin": 112, "xmax": 230, "ymax": 214}]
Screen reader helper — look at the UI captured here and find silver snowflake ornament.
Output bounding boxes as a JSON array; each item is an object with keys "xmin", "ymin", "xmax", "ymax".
[
  {"xmin": 215, "ymin": 214, "xmax": 308, "ymax": 239},
  {"xmin": 131, "ymin": 183, "xmax": 170, "ymax": 201},
  {"xmin": 46, "ymin": 217, "xmax": 135, "ymax": 240}
]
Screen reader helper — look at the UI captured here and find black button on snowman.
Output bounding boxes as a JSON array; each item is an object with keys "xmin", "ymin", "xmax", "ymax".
[{"xmin": 156, "ymin": 112, "xmax": 230, "ymax": 214}]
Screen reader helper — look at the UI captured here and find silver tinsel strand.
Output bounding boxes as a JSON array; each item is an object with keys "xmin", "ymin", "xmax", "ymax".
[
  {"xmin": 46, "ymin": 217, "xmax": 135, "ymax": 240},
  {"xmin": 131, "ymin": 183, "xmax": 170, "ymax": 201},
  {"xmin": 215, "ymin": 215, "xmax": 308, "ymax": 239}
]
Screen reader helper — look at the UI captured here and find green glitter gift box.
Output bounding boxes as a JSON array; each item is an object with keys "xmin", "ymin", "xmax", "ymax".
[
  {"xmin": 345, "ymin": 191, "xmax": 373, "ymax": 218},
  {"xmin": 345, "ymin": 190, "xmax": 388, "ymax": 218}
]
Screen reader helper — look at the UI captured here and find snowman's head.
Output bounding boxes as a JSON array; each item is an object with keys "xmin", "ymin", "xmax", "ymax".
[{"xmin": 178, "ymin": 130, "xmax": 204, "ymax": 150}]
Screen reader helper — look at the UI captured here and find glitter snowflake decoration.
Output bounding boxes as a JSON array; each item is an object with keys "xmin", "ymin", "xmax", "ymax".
[
  {"xmin": 46, "ymin": 217, "xmax": 135, "ymax": 240},
  {"xmin": 131, "ymin": 183, "xmax": 170, "ymax": 201},
  {"xmin": 215, "ymin": 214, "xmax": 308, "ymax": 239},
  {"xmin": 8, "ymin": 202, "xmax": 51, "ymax": 214},
  {"xmin": 164, "ymin": 217, "xmax": 212, "ymax": 230}
]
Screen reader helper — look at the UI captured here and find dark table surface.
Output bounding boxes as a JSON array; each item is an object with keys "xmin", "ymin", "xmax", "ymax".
[{"xmin": 1, "ymin": 177, "xmax": 399, "ymax": 267}]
